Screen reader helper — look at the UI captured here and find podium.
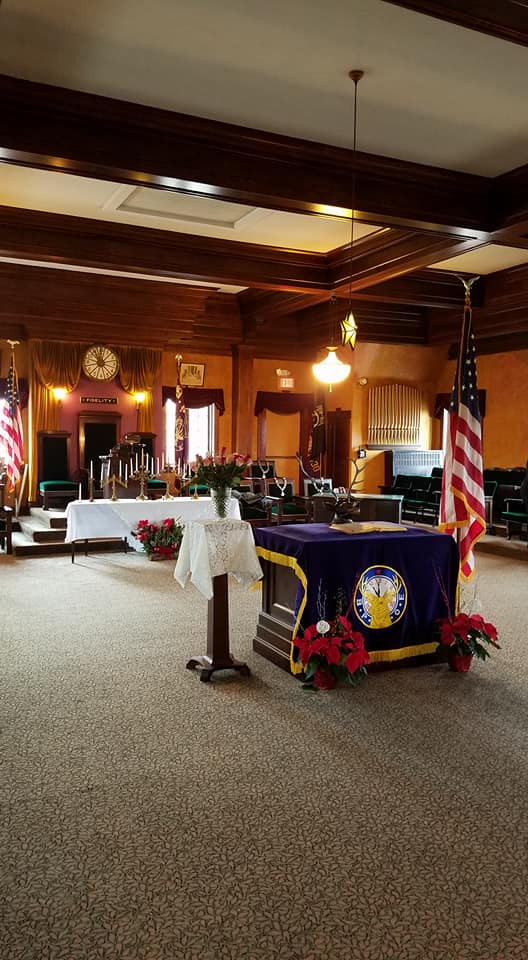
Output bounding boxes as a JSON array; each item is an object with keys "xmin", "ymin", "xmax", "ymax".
[{"xmin": 175, "ymin": 519, "xmax": 263, "ymax": 682}]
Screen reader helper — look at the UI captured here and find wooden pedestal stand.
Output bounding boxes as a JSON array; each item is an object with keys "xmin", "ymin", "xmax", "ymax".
[{"xmin": 186, "ymin": 573, "xmax": 251, "ymax": 682}]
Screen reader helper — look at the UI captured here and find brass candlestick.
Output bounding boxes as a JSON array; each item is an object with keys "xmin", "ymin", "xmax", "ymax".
[
  {"xmin": 107, "ymin": 473, "xmax": 127, "ymax": 502},
  {"xmin": 131, "ymin": 465, "xmax": 150, "ymax": 501}
]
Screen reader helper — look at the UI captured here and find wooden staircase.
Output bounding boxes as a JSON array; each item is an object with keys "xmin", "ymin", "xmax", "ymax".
[{"xmin": 12, "ymin": 508, "xmax": 127, "ymax": 557}]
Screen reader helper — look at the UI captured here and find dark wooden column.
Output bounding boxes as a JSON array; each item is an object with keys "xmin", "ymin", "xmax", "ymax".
[{"xmin": 231, "ymin": 344, "xmax": 255, "ymax": 456}]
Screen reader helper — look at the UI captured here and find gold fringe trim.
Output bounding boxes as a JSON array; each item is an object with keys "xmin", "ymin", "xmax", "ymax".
[
  {"xmin": 255, "ymin": 546, "xmax": 308, "ymax": 674},
  {"xmin": 368, "ymin": 642, "xmax": 439, "ymax": 663}
]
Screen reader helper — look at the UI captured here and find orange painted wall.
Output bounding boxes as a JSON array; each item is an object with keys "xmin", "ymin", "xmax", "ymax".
[{"xmin": 434, "ymin": 348, "xmax": 528, "ymax": 468}]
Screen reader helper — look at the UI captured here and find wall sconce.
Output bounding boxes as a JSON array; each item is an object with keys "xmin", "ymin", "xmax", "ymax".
[
  {"xmin": 133, "ymin": 392, "xmax": 146, "ymax": 409},
  {"xmin": 52, "ymin": 387, "xmax": 67, "ymax": 402}
]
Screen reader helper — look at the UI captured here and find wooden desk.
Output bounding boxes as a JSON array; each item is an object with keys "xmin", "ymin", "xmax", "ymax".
[{"xmin": 254, "ymin": 523, "xmax": 458, "ymax": 674}]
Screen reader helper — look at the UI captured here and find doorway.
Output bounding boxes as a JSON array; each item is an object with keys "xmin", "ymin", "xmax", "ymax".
[{"xmin": 79, "ymin": 414, "xmax": 121, "ymax": 482}]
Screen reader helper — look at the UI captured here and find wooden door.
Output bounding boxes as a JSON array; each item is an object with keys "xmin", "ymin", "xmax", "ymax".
[{"xmin": 326, "ymin": 409, "xmax": 351, "ymax": 488}]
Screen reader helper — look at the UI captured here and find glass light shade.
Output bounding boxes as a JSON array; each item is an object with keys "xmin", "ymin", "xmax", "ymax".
[
  {"xmin": 134, "ymin": 391, "xmax": 146, "ymax": 406},
  {"xmin": 341, "ymin": 308, "xmax": 358, "ymax": 350},
  {"xmin": 312, "ymin": 347, "xmax": 351, "ymax": 385},
  {"xmin": 52, "ymin": 387, "xmax": 67, "ymax": 401}
]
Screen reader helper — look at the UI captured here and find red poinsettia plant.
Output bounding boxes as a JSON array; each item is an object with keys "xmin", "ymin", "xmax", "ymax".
[
  {"xmin": 131, "ymin": 517, "xmax": 184, "ymax": 559},
  {"xmin": 294, "ymin": 615, "xmax": 370, "ymax": 691},
  {"xmin": 436, "ymin": 612, "xmax": 500, "ymax": 661}
]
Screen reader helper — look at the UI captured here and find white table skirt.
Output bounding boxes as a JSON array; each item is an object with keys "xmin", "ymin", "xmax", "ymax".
[
  {"xmin": 175, "ymin": 519, "xmax": 263, "ymax": 599},
  {"xmin": 65, "ymin": 498, "xmax": 241, "ymax": 551}
]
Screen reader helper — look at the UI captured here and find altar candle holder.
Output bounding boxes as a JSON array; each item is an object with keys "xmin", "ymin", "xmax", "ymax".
[
  {"xmin": 107, "ymin": 473, "xmax": 127, "ymax": 503},
  {"xmin": 131, "ymin": 463, "xmax": 151, "ymax": 501}
]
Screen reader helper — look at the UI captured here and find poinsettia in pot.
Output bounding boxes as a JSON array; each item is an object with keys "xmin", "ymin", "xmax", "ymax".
[
  {"xmin": 436, "ymin": 612, "xmax": 500, "ymax": 672},
  {"xmin": 131, "ymin": 517, "xmax": 184, "ymax": 560},
  {"xmin": 294, "ymin": 615, "xmax": 370, "ymax": 690}
]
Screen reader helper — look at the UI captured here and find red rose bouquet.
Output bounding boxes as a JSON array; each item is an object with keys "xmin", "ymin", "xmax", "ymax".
[
  {"xmin": 436, "ymin": 612, "xmax": 500, "ymax": 661},
  {"xmin": 131, "ymin": 517, "xmax": 184, "ymax": 559},
  {"xmin": 294, "ymin": 616, "xmax": 370, "ymax": 691}
]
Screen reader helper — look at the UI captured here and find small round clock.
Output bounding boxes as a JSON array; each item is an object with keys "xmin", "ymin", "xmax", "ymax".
[{"xmin": 82, "ymin": 344, "xmax": 120, "ymax": 382}]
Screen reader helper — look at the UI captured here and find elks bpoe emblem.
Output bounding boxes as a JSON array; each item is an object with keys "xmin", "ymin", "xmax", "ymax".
[{"xmin": 354, "ymin": 565, "xmax": 407, "ymax": 629}]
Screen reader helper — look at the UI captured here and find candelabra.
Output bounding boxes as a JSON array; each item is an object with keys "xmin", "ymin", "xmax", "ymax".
[{"xmin": 106, "ymin": 472, "xmax": 128, "ymax": 503}]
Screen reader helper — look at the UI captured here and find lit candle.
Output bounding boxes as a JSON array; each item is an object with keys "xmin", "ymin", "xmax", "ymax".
[
  {"xmin": 78, "ymin": 482, "xmax": 82, "ymax": 500},
  {"xmin": 156, "ymin": 457, "xmax": 159, "ymax": 474},
  {"xmin": 136, "ymin": 454, "xmax": 139, "ymax": 470},
  {"xmin": 90, "ymin": 460, "xmax": 93, "ymax": 479},
  {"xmin": 161, "ymin": 450, "xmax": 165, "ymax": 468}
]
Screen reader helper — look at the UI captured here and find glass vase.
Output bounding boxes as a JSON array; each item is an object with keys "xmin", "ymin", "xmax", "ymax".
[{"xmin": 210, "ymin": 486, "xmax": 232, "ymax": 519}]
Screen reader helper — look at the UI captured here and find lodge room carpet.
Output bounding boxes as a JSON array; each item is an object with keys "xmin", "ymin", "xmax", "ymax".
[{"xmin": 0, "ymin": 550, "xmax": 527, "ymax": 960}]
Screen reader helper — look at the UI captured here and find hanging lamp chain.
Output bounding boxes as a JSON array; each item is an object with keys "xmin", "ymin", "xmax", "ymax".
[{"xmin": 348, "ymin": 69, "xmax": 363, "ymax": 309}]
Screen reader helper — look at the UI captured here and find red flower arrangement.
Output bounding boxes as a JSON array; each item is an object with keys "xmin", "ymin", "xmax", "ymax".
[
  {"xmin": 294, "ymin": 616, "xmax": 370, "ymax": 691},
  {"xmin": 436, "ymin": 612, "xmax": 500, "ymax": 662},
  {"xmin": 131, "ymin": 517, "xmax": 184, "ymax": 559}
]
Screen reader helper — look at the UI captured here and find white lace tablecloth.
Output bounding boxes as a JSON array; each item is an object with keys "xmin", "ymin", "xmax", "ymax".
[
  {"xmin": 174, "ymin": 519, "xmax": 263, "ymax": 599},
  {"xmin": 65, "ymin": 498, "xmax": 241, "ymax": 551}
]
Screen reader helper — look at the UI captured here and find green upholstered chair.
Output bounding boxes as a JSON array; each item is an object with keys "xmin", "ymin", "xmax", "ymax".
[
  {"xmin": 502, "ymin": 498, "xmax": 528, "ymax": 543},
  {"xmin": 39, "ymin": 479, "xmax": 79, "ymax": 510},
  {"xmin": 147, "ymin": 479, "xmax": 167, "ymax": 499},
  {"xmin": 233, "ymin": 484, "xmax": 270, "ymax": 529},
  {"xmin": 264, "ymin": 480, "xmax": 312, "ymax": 525}
]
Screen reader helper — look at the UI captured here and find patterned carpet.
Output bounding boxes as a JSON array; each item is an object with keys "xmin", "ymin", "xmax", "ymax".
[{"xmin": 1, "ymin": 550, "xmax": 527, "ymax": 960}]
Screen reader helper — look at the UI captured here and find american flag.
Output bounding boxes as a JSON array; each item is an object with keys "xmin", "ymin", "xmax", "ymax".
[
  {"xmin": 0, "ymin": 354, "xmax": 24, "ymax": 490},
  {"xmin": 438, "ymin": 303, "xmax": 486, "ymax": 580}
]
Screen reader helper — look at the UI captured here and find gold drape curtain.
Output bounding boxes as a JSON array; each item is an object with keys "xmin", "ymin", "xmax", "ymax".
[
  {"xmin": 118, "ymin": 347, "xmax": 162, "ymax": 433},
  {"xmin": 28, "ymin": 341, "xmax": 83, "ymax": 501}
]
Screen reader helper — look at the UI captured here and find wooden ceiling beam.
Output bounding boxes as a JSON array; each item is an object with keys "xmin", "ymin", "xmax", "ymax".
[
  {"xmin": 0, "ymin": 206, "xmax": 329, "ymax": 292},
  {"xmin": 382, "ymin": 1, "xmax": 528, "ymax": 48},
  {"xmin": 0, "ymin": 74, "xmax": 491, "ymax": 234}
]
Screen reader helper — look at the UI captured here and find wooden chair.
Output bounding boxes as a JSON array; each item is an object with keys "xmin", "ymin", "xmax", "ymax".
[
  {"xmin": 264, "ymin": 479, "xmax": 312, "ymax": 525},
  {"xmin": 0, "ymin": 473, "xmax": 13, "ymax": 554}
]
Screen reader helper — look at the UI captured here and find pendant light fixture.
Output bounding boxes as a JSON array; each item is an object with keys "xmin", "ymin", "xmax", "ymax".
[
  {"xmin": 312, "ymin": 296, "xmax": 351, "ymax": 391},
  {"xmin": 340, "ymin": 68, "xmax": 364, "ymax": 352}
]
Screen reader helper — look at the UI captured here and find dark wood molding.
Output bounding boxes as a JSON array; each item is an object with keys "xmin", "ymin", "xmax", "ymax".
[
  {"xmin": 0, "ymin": 205, "xmax": 329, "ymax": 292},
  {"xmin": 0, "ymin": 74, "xmax": 491, "ymax": 233},
  {"xmin": 382, "ymin": 1, "xmax": 528, "ymax": 48}
]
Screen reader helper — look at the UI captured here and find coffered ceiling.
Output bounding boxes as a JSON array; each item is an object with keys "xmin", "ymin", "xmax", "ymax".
[{"xmin": 0, "ymin": 0, "xmax": 527, "ymax": 357}]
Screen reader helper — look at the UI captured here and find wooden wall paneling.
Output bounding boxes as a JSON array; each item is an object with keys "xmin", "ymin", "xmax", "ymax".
[{"xmin": 231, "ymin": 345, "xmax": 255, "ymax": 455}]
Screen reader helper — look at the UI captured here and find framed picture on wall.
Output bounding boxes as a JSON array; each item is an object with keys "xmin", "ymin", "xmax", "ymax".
[{"xmin": 180, "ymin": 362, "xmax": 205, "ymax": 387}]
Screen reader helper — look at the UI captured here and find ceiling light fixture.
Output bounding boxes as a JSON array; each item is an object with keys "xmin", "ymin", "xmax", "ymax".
[
  {"xmin": 312, "ymin": 296, "xmax": 351, "ymax": 390},
  {"xmin": 340, "ymin": 69, "xmax": 364, "ymax": 353}
]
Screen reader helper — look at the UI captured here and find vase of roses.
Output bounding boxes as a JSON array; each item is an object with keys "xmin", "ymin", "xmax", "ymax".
[
  {"xmin": 436, "ymin": 612, "xmax": 500, "ymax": 672},
  {"xmin": 191, "ymin": 449, "xmax": 252, "ymax": 518},
  {"xmin": 131, "ymin": 517, "xmax": 184, "ymax": 559},
  {"xmin": 294, "ymin": 615, "xmax": 370, "ymax": 690}
]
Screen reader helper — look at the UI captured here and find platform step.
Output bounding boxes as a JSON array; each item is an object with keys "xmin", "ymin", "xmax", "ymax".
[{"xmin": 12, "ymin": 532, "xmax": 129, "ymax": 558}]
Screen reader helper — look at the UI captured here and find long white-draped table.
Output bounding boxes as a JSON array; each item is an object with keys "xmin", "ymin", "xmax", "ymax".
[{"xmin": 65, "ymin": 497, "xmax": 241, "ymax": 558}]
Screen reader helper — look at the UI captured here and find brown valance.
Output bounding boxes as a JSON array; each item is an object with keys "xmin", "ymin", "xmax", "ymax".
[
  {"xmin": 254, "ymin": 391, "xmax": 314, "ymax": 416},
  {"xmin": 434, "ymin": 390, "xmax": 486, "ymax": 419},
  {"xmin": 162, "ymin": 386, "xmax": 225, "ymax": 414},
  {"xmin": 118, "ymin": 346, "xmax": 162, "ymax": 433}
]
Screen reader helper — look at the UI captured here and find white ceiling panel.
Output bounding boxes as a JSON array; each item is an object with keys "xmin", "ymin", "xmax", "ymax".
[
  {"xmin": 0, "ymin": 163, "xmax": 382, "ymax": 252},
  {"xmin": 430, "ymin": 245, "xmax": 528, "ymax": 275}
]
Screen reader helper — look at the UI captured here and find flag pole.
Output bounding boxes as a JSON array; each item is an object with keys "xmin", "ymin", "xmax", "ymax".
[{"xmin": 453, "ymin": 278, "xmax": 479, "ymax": 552}]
